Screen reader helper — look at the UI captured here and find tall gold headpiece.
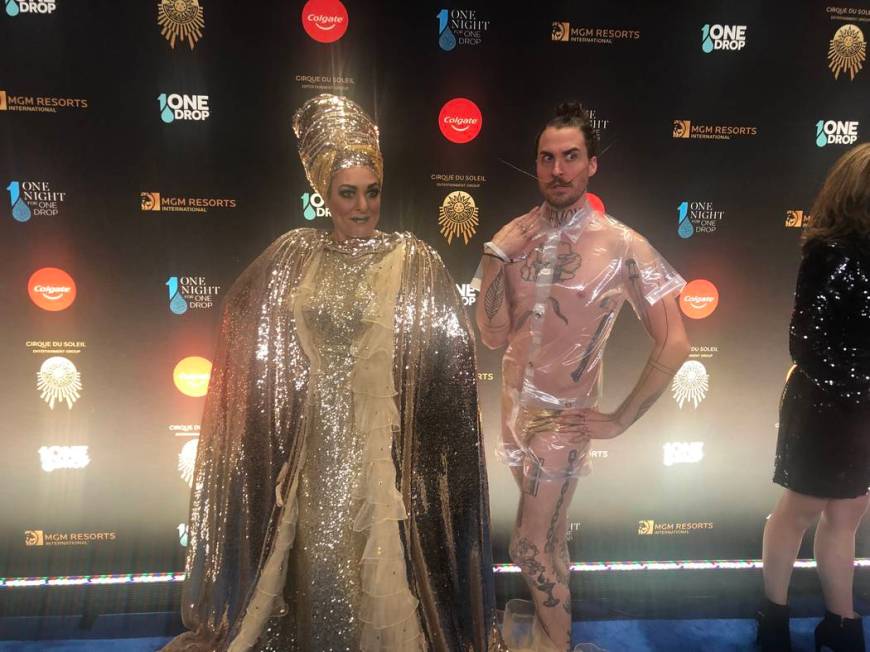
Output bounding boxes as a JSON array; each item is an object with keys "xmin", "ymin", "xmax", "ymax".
[{"xmin": 292, "ymin": 94, "xmax": 383, "ymax": 197}]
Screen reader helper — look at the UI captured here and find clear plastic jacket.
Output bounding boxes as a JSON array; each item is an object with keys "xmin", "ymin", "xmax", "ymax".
[
  {"xmin": 161, "ymin": 229, "xmax": 501, "ymax": 652},
  {"xmin": 496, "ymin": 200, "xmax": 686, "ymax": 480}
]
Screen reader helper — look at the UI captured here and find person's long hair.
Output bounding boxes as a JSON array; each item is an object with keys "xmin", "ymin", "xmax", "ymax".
[{"xmin": 803, "ymin": 142, "xmax": 870, "ymax": 248}]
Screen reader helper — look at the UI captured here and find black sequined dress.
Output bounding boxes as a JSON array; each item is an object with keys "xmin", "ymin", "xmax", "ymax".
[{"xmin": 774, "ymin": 237, "xmax": 870, "ymax": 499}]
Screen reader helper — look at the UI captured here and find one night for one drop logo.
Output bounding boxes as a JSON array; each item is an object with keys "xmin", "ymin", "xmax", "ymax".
[
  {"xmin": 166, "ymin": 276, "xmax": 221, "ymax": 314},
  {"xmin": 701, "ymin": 24, "xmax": 746, "ymax": 52},
  {"xmin": 816, "ymin": 120, "xmax": 859, "ymax": 147},
  {"xmin": 158, "ymin": 93, "xmax": 210, "ymax": 123},
  {"xmin": 5, "ymin": 0, "xmax": 57, "ymax": 17},
  {"xmin": 7, "ymin": 181, "xmax": 65, "ymax": 222}
]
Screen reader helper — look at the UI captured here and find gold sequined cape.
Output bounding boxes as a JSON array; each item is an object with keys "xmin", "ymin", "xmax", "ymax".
[{"xmin": 163, "ymin": 228, "xmax": 498, "ymax": 651}]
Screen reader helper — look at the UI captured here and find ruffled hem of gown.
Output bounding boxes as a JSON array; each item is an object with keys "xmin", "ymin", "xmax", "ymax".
[{"xmin": 349, "ymin": 246, "xmax": 423, "ymax": 651}]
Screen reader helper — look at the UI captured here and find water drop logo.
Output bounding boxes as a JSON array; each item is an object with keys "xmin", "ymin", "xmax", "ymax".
[
  {"xmin": 5, "ymin": 0, "xmax": 20, "ymax": 17},
  {"xmin": 158, "ymin": 93, "xmax": 175, "ymax": 123},
  {"xmin": 177, "ymin": 523, "xmax": 189, "ymax": 547},
  {"xmin": 7, "ymin": 181, "xmax": 32, "ymax": 222},
  {"xmin": 701, "ymin": 24, "xmax": 714, "ymax": 53},
  {"xmin": 816, "ymin": 120, "xmax": 828, "ymax": 148},
  {"xmin": 166, "ymin": 276, "xmax": 189, "ymax": 315},
  {"xmin": 301, "ymin": 192, "xmax": 330, "ymax": 221},
  {"xmin": 436, "ymin": 9, "xmax": 457, "ymax": 51},
  {"xmin": 677, "ymin": 201, "xmax": 694, "ymax": 239}
]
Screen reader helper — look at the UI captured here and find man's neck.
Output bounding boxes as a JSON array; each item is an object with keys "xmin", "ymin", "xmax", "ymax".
[{"xmin": 543, "ymin": 195, "xmax": 586, "ymax": 227}]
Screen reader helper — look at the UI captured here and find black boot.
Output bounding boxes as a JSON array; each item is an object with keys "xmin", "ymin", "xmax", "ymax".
[
  {"xmin": 756, "ymin": 598, "xmax": 791, "ymax": 651},
  {"xmin": 815, "ymin": 610, "xmax": 865, "ymax": 652}
]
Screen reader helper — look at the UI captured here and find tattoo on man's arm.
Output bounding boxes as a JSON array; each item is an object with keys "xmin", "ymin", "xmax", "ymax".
[
  {"xmin": 633, "ymin": 389, "xmax": 665, "ymax": 422},
  {"xmin": 484, "ymin": 267, "xmax": 505, "ymax": 321}
]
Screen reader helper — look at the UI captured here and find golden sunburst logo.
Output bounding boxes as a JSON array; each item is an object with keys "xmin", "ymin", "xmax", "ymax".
[
  {"xmin": 438, "ymin": 191, "xmax": 479, "ymax": 245},
  {"xmin": 178, "ymin": 439, "xmax": 199, "ymax": 487},
  {"xmin": 158, "ymin": 0, "xmax": 205, "ymax": 50},
  {"xmin": 829, "ymin": 24, "xmax": 865, "ymax": 80},
  {"xmin": 672, "ymin": 360, "xmax": 709, "ymax": 409},
  {"xmin": 36, "ymin": 357, "xmax": 82, "ymax": 410}
]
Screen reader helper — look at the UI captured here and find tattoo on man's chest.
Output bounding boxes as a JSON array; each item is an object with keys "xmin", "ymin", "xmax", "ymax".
[{"xmin": 520, "ymin": 241, "xmax": 581, "ymax": 284}]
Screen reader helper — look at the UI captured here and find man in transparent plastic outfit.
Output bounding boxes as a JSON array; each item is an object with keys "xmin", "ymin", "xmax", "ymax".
[{"xmin": 475, "ymin": 103, "xmax": 690, "ymax": 652}]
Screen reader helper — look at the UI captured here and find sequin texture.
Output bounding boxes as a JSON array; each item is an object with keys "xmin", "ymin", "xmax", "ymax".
[
  {"xmin": 160, "ymin": 229, "xmax": 503, "ymax": 652},
  {"xmin": 774, "ymin": 237, "xmax": 870, "ymax": 498}
]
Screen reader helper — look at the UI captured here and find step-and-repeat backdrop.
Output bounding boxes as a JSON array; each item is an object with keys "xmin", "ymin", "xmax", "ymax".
[{"xmin": 2, "ymin": 1, "xmax": 869, "ymax": 581}]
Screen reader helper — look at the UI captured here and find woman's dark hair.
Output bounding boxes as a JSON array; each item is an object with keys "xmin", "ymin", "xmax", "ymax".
[
  {"xmin": 534, "ymin": 101, "xmax": 599, "ymax": 159},
  {"xmin": 803, "ymin": 142, "xmax": 870, "ymax": 247}
]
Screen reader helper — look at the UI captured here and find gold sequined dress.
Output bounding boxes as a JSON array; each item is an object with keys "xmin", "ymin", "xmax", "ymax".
[{"xmin": 161, "ymin": 229, "xmax": 502, "ymax": 652}]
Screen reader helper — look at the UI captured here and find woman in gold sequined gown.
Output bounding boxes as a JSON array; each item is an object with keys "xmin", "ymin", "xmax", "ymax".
[{"xmin": 161, "ymin": 95, "xmax": 501, "ymax": 652}]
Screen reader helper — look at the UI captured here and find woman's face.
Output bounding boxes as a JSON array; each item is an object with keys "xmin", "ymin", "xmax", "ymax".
[{"xmin": 325, "ymin": 166, "xmax": 381, "ymax": 241}]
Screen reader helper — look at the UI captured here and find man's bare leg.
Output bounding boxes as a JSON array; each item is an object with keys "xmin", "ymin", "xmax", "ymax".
[{"xmin": 510, "ymin": 442, "xmax": 581, "ymax": 651}]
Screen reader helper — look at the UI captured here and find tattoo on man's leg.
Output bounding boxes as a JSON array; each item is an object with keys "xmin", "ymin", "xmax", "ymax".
[
  {"xmin": 526, "ymin": 460, "xmax": 544, "ymax": 497},
  {"xmin": 510, "ymin": 537, "xmax": 560, "ymax": 608},
  {"xmin": 544, "ymin": 450, "xmax": 578, "ymax": 554}
]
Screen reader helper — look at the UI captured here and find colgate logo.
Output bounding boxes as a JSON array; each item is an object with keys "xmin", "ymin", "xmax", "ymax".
[
  {"xmin": 33, "ymin": 285, "xmax": 71, "ymax": 299},
  {"xmin": 444, "ymin": 116, "xmax": 478, "ymax": 129},
  {"xmin": 679, "ymin": 279, "xmax": 719, "ymax": 319},
  {"xmin": 439, "ymin": 98, "xmax": 483, "ymax": 143},
  {"xmin": 28, "ymin": 267, "xmax": 77, "ymax": 312},
  {"xmin": 302, "ymin": 0, "xmax": 349, "ymax": 43}
]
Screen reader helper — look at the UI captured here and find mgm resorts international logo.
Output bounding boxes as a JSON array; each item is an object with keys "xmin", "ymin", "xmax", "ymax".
[
  {"xmin": 816, "ymin": 120, "xmax": 859, "ymax": 147},
  {"xmin": 25, "ymin": 530, "xmax": 116, "ymax": 547},
  {"xmin": 166, "ymin": 276, "xmax": 221, "ymax": 314},
  {"xmin": 701, "ymin": 24, "xmax": 747, "ymax": 53},
  {"xmin": 551, "ymin": 21, "xmax": 640, "ymax": 45},
  {"xmin": 158, "ymin": 0, "xmax": 205, "ymax": 50},
  {"xmin": 672, "ymin": 360, "xmax": 709, "ymax": 409},
  {"xmin": 828, "ymin": 24, "xmax": 865, "ymax": 80},
  {"xmin": 638, "ymin": 520, "xmax": 714, "ymax": 536},
  {"xmin": 301, "ymin": 191, "xmax": 331, "ymax": 220},
  {"xmin": 141, "ymin": 191, "xmax": 236, "ymax": 213},
  {"xmin": 0, "ymin": 89, "xmax": 87, "ymax": 113},
  {"xmin": 677, "ymin": 200, "xmax": 725, "ymax": 238},
  {"xmin": 673, "ymin": 119, "xmax": 757, "ymax": 141},
  {"xmin": 4, "ymin": 0, "xmax": 56, "ymax": 17},
  {"xmin": 786, "ymin": 209, "xmax": 811, "ymax": 229},
  {"xmin": 158, "ymin": 93, "xmax": 209, "ymax": 123},
  {"xmin": 7, "ymin": 180, "xmax": 66, "ymax": 222},
  {"xmin": 439, "ymin": 191, "xmax": 479, "ymax": 244},
  {"xmin": 436, "ymin": 8, "xmax": 490, "ymax": 51}
]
